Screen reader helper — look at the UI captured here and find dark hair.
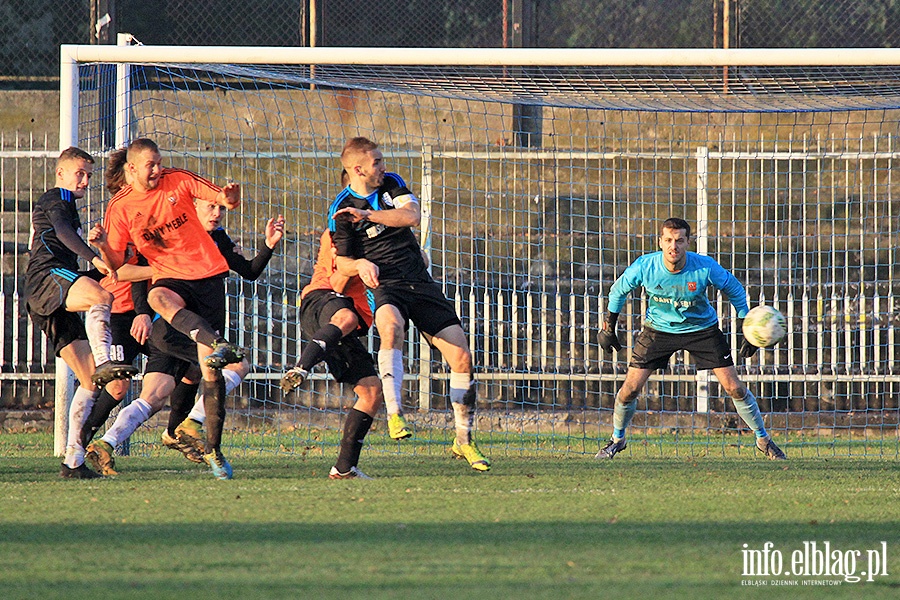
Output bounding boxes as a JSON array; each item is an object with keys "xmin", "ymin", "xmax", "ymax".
[
  {"xmin": 340, "ymin": 168, "xmax": 349, "ymax": 187},
  {"xmin": 105, "ymin": 147, "xmax": 128, "ymax": 195},
  {"xmin": 662, "ymin": 217, "xmax": 691, "ymax": 238},
  {"xmin": 126, "ymin": 137, "xmax": 160, "ymax": 163},
  {"xmin": 57, "ymin": 146, "xmax": 94, "ymax": 167}
]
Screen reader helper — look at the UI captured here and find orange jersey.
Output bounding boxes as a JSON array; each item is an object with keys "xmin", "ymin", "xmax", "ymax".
[
  {"xmin": 103, "ymin": 277, "xmax": 134, "ymax": 313},
  {"xmin": 302, "ymin": 230, "xmax": 373, "ymax": 328},
  {"xmin": 104, "ymin": 168, "xmax": 229, "ymax": 282},
  {"xmin": 100, "ymin": 245, "xmax": 141, "ymax": 313}
]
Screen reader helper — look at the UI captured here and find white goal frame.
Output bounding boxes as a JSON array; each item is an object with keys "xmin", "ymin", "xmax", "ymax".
[{"xmin": 55, "ymin": 43, "xmax": 900, "ymax": 457}]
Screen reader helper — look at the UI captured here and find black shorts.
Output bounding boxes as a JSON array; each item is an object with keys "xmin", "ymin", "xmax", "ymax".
[
  {"xmin": 299, "ymin": 289, "xmax": 376, "ymax": 386},
  {"xmin": 109, "ymin": 311, "xmax": 149, "ymax": 364},
  {"xmin": 144, "ymin": 318, "xmax": 194, "ymax": 379},
  {"xmin": 630, "ymin": 325, "xmax": 734, "ymax": 371},
  {"xmin": 372, "ymin": 279, "xmax": 461, "ymax": 337},
  {"xmin": 25, "ymin": 267, "xmax": 81, "ymax": 316},
  {"xmin": 148, "ymin": 318, "xmax": 198, "ymax": 364},
  {"xmin": 151, "ymin": 275, "xmax": 227, "ymax": 335},
  {"xmin": 28, "ymin": 305, "xmax": 86, "ymax": 357}
]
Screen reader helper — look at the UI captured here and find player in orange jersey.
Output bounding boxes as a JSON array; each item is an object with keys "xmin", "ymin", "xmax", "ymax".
[
  {"xmin": 279, "ymin": 225, "xmax": 384, "ymax": 479},
  {"xmin": 80, "ymin": 147, "xmax": 154, "ymax": 450},
  {"xmin": 92, "ymin": 138, "xmax": 243, "ymax": 479}
]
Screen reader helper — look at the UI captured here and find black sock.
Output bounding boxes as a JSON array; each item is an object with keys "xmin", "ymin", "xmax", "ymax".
[
  {"xmin": 298, "ymin": 324, "xmax": 344, "ymax": 371},
  {"xmin": 202, "ymin": 378, "xmax": 227, "ymax": 454},
  {"xmin": 167, "ymin": 381, "xmax": 200, "ymax": 436},
  {"xmin": 80, "ymin": 388, "xmax": 121, "ymax": 448},
  {"xmin": 335, "ymin": 408, "xmax": 374, "ymax": 474},
  {"xmin": 170, "ymin": 308, "xmax": 223, "ymax": 348}
]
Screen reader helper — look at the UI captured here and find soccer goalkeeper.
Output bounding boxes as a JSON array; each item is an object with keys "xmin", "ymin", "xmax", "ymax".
[{"xmin": 596, "ymin": 217, "xmax": 786, "ymax": 460}]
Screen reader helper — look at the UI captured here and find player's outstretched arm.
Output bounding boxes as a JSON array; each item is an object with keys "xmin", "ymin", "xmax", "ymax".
[{"xmin": 333, "ymin": 201, "xmax": 420, "ymax": 229}]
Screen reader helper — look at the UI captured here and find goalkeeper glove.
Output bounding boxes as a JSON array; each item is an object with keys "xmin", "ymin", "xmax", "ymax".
[
  {"xmin": 598, "ymin": 312, "xmax": 622, "ymax": 352},
  {"xmin": 737, "ymin": 319, "xmax": 759, "ymax": 358}
]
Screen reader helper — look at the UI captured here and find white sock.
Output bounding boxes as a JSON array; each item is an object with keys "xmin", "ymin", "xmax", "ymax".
[
  {"xmin": 378, "ymin": 348, "xmax": 405, "ymax": 415},
  {"xmin": 186, "ymin": 370, "xmax": 242, "ymax": 424},
  {"xmin": 85, "ymin": 303, "xmax": 113, "ymax": 366},
  {"xmin": 64, "ymin": 386, "xmax": 96, "ymax": 468},
  {"xmin": 187, "ymin": 397, "xmax": 206, "ymax": 424},
  {"xmin": 100, "ymin": 398, "xmax": 154, "ymax": 448},
  {"xmin": 223, "ymin": 369, "xmax": 242, "ymax": 393},
  {"xmin": 449, "ymin": 372, "xmax": 474, "ymax": 446}
]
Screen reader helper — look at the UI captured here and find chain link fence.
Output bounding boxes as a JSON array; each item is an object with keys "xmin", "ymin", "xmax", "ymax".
[{"xmin": 3, "ymin": 0, "xmax": 900, "ymax": 85}]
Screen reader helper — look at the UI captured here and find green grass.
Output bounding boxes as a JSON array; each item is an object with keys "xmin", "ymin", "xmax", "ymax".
[{"xmin": 1, "ymin": 433, "xmax": 899, "ymax": 599}]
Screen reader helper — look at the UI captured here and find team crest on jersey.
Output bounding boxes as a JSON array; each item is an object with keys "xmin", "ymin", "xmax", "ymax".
[
  {"xmin": 688, "ymin": 281, "xmax": 697, "ymax": 291},
  {"xmin": 167, "ymin": 196, "xmax": 177, "ymax": 205},
  {"xmin": 366, "ymin": 223, "xmax": 386, "ymax": 238},
  {"xmin": 381, "ymin": 192, "xmax": 395, "ymax": 208}
]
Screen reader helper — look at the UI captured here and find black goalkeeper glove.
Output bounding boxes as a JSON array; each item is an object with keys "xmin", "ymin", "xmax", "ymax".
[
  {"xmin": 598, "ymin": 312, "xmax": 622, "ymax": 353},
  {"xmin": 737, "ymin": 319, "xmax": 759, "ymax": 358}
]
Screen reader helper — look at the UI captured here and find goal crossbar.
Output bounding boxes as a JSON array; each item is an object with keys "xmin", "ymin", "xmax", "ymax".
[{"xmin": 60, "ymin": 45, "xmax": 900, "ymax": 67}]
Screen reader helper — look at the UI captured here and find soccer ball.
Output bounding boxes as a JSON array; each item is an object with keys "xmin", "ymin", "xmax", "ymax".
[{"xmin": 742, "ymin": 305, "xmax": 787, "ymax": 348}]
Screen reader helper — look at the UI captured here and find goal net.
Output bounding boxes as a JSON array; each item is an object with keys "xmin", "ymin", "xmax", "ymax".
[{"xmin": 61, "ymin": 45, "xmax": 900, "ymax": 459}]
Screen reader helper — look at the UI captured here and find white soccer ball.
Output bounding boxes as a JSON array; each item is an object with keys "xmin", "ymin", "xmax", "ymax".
[{"xmin": 742, "ymin": 305, "xmax": 787, "ymax": 348}]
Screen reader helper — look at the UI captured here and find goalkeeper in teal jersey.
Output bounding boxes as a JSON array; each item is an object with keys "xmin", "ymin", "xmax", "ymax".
[{"xmin": 596, "ymin": 217, "xmax": 786, "ymax": 460}]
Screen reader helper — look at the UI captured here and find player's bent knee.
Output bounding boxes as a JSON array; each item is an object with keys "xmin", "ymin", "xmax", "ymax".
[
  {"xmin": 105, "ymin": 378, "xmax": 130, "ymax": 399},
  {"xmin": 728, "ymin": 385, "xmax": 748, "ymax": 400}
]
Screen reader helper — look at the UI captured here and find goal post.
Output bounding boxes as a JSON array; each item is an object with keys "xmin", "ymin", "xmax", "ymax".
[{"xmin": 57, "ymin": 43, "xmax": 900, "ymax": 459}]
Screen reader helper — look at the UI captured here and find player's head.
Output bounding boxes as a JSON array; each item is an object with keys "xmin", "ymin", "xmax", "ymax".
[
  {"xmin": 105, "ymin": 147, "xmax": 131, "ymax": 195},
  {"xmin": 340, "ymin": 168, "xmax": 349, "ymax": 187},
  {"xmin": 659, "ymin": 218, "xmax": 690, "ymax": 271},
  {"xmin": 341, "ymin": 137, "xmax": 384, "ymax": 192},
  {"xmin": 55, "ymin": 147, "xmax": 94, "ymax": 199},
  {"xmin": 126, "ymin": 138, "xmax": 162, "ymax": 192},
  {"xmin": 194, "ymin": 198, "xmax": 224, "ymax": 232}
]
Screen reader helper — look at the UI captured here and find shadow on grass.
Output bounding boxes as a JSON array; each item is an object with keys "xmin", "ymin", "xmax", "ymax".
[{"xmin": 0, "ymin": 520, "xmax": 898, "ymax": 599}]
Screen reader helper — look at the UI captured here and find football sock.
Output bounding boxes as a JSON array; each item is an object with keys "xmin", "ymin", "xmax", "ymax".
[
  {"xmin": 170, "ymin": 308, "xmax": 223, "ymax": 347},
  {"xmin": 450, "ymin": 372, "xmax": 475, "ymax": 446},
  {"xmin": 80, "ymin": 387, "xmax": 121, "ymax": 448},
  {"xmin": 334, "ymin": 408, "xmax": 374, "ymax": 474},
  {"xmin": 202, "ymin": 378, "xmax": 227, "ymax": 453},
  {"xmin": 187, "ymin": 369, "xmax": 242, "ymax": 424},
  {"xmin": 64, "ymin": 386, "xmax": 97, "ymax": 468},
  {"xmin": 100, "ymin": 398, "xmax": 154, "ymax": 449},
  {"xmin": 166, "ymin": 381, "xmax": 200, "ymax": 436},
  {"xmin": 378, "ymin": 348, "xmax": 405, "ymax": 415},
  {"xmin": 298, "ymin": 324, "xmax": 343, "ymax": 371},
  {"xmin": 612, "ymin": 394, "xmax": 637, "ymax": 440},
  {"xmin": 733, "ymin": 389, "xmax": 768, "ymax": 438},
  {"xmin": 85, "ymin": 303, "xmax": 113, "ymax": 365}
]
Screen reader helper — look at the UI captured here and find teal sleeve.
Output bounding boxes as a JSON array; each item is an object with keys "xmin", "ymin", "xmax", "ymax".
[
  {"xmin": 709, "ymin": 262, "xmax": 749, "ymax": 318},
  {"xmin": 607, "ymin": 259, "xmax": 644, "ymax": 313}
]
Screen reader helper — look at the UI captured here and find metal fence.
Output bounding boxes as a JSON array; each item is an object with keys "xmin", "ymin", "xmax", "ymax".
[
  {"xmin": 4, "ymin": 0, "xmax": 900, "ymax": 88},
  {"xmin": 5, "ymin": 132, "xmax": 900, "ymax": 417}
]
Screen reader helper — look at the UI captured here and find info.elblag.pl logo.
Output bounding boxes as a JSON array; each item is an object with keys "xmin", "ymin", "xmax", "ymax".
[{"xmin": 741, "ymin": 541, "xmax": 889, "ymax": 586}]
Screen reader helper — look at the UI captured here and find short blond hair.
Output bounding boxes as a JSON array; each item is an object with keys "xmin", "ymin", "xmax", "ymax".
[
  {"xmin": 340, "ymin": 137, "xmax": 378, "ymax": 169},
  {"xmin": 126, "ymin": 138, "xmax": 160, "ymax": 163}
]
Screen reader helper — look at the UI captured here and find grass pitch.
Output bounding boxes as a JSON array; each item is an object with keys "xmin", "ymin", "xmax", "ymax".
[{"xmin": 1, "ymin": 433, "xmax": 898, "ymax": 599}]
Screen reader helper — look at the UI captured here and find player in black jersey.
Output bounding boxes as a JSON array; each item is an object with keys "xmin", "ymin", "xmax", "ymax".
[
  {"xmin": 330, "ymin": 137, "xmax": 490, "ymax": 471},
  {"xmin": 159, "ymin": 198, "xmax": 284, "ymax": 457},
  {"xmin": 24, "ymin": 147, "xmax": 138, "ymax": 479}
]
